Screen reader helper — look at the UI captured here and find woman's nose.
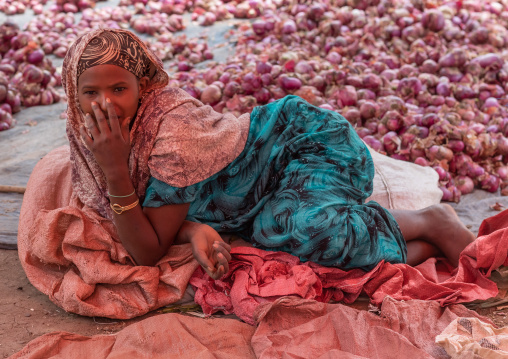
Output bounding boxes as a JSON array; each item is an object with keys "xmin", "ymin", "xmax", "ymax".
[{"xmin": 98, "ymin": 95, "xmax": 108, "ymax": 113}]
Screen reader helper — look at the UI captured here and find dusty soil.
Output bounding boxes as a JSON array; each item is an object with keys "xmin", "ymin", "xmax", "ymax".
[{"xmin": 0, "ymin": 249, "xmax": 150, "ymax": 358}]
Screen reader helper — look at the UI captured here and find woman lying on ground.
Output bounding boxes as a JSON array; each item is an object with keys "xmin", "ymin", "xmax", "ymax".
[{"xmin": 59, "ymin": 28, "xmax": 473, "ymax": 280}]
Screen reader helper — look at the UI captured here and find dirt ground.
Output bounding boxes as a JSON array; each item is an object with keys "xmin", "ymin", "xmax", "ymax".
[{"xmin": 0, "ymin": 249, "xmax": 163, "ymax": 358}]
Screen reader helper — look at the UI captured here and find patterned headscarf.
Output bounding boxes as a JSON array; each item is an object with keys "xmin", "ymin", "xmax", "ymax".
[
  {"xmin": 62, "ymin": 29, "xmax": 250, "ymax": 219},
  {"xmin": 77, "ymin": 31, "xmax": 151, "ymax": 79}
]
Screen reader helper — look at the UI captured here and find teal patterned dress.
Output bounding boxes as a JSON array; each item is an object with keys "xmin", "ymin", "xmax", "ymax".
[{"xmin": 143, "ymin": 96, "xmax": 406, "ymax": 270}]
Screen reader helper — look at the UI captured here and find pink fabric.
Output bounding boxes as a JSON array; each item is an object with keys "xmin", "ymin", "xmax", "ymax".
[
  {"xmin": 11, "ymin": 297, "xmax": 492, "ymax": 359},
  {"xmin": 191, "ymin": 212, "xmax": 508, "ymax": 324},
  {"xmin": 18, "ymin": 146, "xmax": 200, "ymax": 319}
]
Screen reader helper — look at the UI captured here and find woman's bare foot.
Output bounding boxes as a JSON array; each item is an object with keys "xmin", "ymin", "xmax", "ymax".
[{"xmin": 420, "ymin": 204, "xmax": 475, "ymax": 266}]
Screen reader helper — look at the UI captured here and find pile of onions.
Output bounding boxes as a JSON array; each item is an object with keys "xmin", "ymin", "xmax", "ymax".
[
  {"xmin": 165, "ymin": 0, "xmax": 508, "ymax": 202},
  {"xmin": 52, "ymin": 0, "xmax": 99, "ymax": 13},
  {"xmin": 0, "ymin": 0, "xmax": 49, "ymax": 15},
  {"xmin": 22, "ymin": 6, "xmax": 212, "ymax": 63},
  {"xmin": 3, "ymin": 0, "xmax": 508, "ymax": 204},
  {"xmin": 0, "ymin": 22, "xmax": 61, "ymax": 131}
]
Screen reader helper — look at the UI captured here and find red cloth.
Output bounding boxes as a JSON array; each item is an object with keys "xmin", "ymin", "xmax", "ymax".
[
  {"xmin": 11, "ymin": 297, "xmax": 492, "ymax": 359},
  {"xmin": 191, "ymin": 210, "xmax": 508, "ymax": 324}
]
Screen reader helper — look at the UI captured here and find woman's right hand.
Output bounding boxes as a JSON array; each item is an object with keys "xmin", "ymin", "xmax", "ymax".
[
  {"xmin": 184, "ymin": 223, "xmax": 232, "ymax": 280},
  {"xmin": 80, "ymin": 99, "xmax": 131, "ymax": 179}
]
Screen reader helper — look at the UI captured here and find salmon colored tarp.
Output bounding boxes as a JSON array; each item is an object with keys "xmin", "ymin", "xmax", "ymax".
[
  {"xmin": 10, "ymin": 297, "xmax": 492, "ymax": 359},
  {"xmin": 191, "ymin": 208, "xmax": 508, "ymax": 325},
  {"xmin": 17, "ymin": 145, "xmax": 508, "ymax": 323},
  {"xmin": 17, "ymin": 146, "xmax": 200, "ymax": 319}
]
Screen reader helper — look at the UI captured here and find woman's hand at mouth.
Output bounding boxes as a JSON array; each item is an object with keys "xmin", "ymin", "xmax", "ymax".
[{"xmin": 80, "ymin": 98, "xmax": 132, "ymax": 179}]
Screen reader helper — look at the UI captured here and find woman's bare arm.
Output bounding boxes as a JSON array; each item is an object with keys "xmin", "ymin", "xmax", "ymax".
[{"xmin": 106, "ymin": 169, "xmax": 189, "ymax": 266}]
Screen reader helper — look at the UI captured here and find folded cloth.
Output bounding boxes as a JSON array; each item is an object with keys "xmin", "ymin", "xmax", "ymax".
[
  {"xmin": 436, "ymin": 317, "xmax": 508, "ymax": 358},
  {"xmin": 252, "ymin": 297, "xmax": 492, "ymax": 359},
  {"xmin": 10, "ymin": 297, "xmax": 492, "ymax": 359},
  {"xmin": 17, "ymin": 146, "xmax": 199, "ymax": 319},
  {"xmin": 10, "ymin": 312, "xmax": 256, "ymax": 359},
  {"xmin": 191, "ymin": 208, "xmax": 508, "ymax": 324}
]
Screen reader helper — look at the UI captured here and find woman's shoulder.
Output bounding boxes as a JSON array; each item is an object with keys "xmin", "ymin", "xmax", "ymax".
[{"xmin": 149, "ymin": 86, "xmax": 203, "ymax": 111}]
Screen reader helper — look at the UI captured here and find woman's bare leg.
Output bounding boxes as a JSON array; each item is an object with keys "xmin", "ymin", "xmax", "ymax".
[
  {"xmin": 389, "ymin": 204, "xmax": 475, "ymax": 267},
  {"xmin": 406, "ymin": 240, "xmax": 441, "ymax": 266}
]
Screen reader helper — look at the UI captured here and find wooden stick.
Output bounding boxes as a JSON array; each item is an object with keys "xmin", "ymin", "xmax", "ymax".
[{"xmin": 0, "ymin": 185, "xmax": 26, "ymax": 194}]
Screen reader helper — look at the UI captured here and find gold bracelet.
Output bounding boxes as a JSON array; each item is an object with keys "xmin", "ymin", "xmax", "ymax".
[
  {"xmin": 110, "ymin": 199, "xmax": 139, "ymax": 215},
  {"xmin": 108, "ymin": 189, "xmax": 135, "ymax": 198}
]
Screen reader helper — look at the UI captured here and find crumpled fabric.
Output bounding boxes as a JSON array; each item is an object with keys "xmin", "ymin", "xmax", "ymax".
[
  {"xmin": 10, "ymin": 297, "xmax": 492, "ymax": 359},
  {"xmin": 18, "ymin": 146, "xmax": 199, "ymax": 319},
  {"xmin": 436, "ymin": 317, "xmax": 508, "ymax": 359},
  {"xmin": 191, "ymin": 208, "xmax": 508, "ymax": 325}
]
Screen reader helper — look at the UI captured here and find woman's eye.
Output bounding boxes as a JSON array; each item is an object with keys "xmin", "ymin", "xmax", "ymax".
[
  {"xmin": 114, "ymin": 87, "xmax": 126, "ymax": 92},
  {"xmin": 84, "ymin": 91, "xmax": 96, "ymax": 96}
]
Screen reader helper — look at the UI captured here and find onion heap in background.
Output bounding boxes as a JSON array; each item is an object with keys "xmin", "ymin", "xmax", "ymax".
[{"xmin": 1, "ymin": 0, "xmax": 508, "ymax": 203}]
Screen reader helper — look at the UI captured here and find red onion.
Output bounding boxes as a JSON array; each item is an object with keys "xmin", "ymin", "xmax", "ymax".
[
  {"xmin": 363, "ymin": 135, "xmax": 383, "ymax": 152},
  {"xmin": 382, "ymin": 131, "xmax": 400, "ymax": 154},
  {"xmin": 359, "ymin": 101, "xmax": 378, "ymax": 120},
  {"xmin": 447, "ymin": 140, "xmax": 465, "ymax": 153},
  {"xmin": 427, "ymin": 145, "xmax": 453, "ymax": 162},
  {"xmin": 471, "ymin": 53, "xmax": 503, "ymax": 71},
  {"xmin": 382, "ymin": 110, "xmax": 403, "ymax": 132},
  {"xmin": 357, "ymin": 89, "xmax": 376, "ymax": 101},
  {"xmin": 469, "ymin": 27, "xmax": 489, "ymax": 45},
  {"xmin": 467, "ymin": 162, "xmax": 485, "ymax": 179},
  {"xmin": 439, "ymin": 186, "xmax": 453, "ymax": 201},
  {"xmin": 455, "ymin": 176, "xmax": 475, "ymax": 195},
  {"xmin": 433, "ymin": 166, "xmax": 449, "ymax": 182},
  {"xmin": 497, "ymin": 166, "xmax": 508, "ymax": 181},
  {"xmin": 281, "ymin": 20, "xmax": 297, "ymax": 34},
  {"xmin": 224, "ymin": 81, "xmax": 241, "ymax": 98},
  {"xmin": 438, "ymin": 49, "xmax": 467, "ymax": 69},
  {"xmin": 344, "ymin": 108, "xmax": 361, "ymax": 126},
  {"xmin": 414, "ymin": 157, "xmax": 429, "ymax": 166},
  {"xmin": 480, "ymin": 174, "xmax": 500, "ymax": 193},
  {"xmin": 421, "ymin": 113, "xmax": 439, "ymax": 128},
  {"xmin": 421, "ymin": 10, "xmax": 445, "ymax": 32},
  {"xmin": 420, "ymin": 59, "xmax": 439, "ymax": 74},
  {"xmin": 280, "ymin": 76, "xmax": 302, "ymax": 91},
  {"xmin": 436, "ymin": 82, "xmax": 451, "ymax": 97},
  {"xmin": 336, "ymin": 86, "xmax": 357, "ymax": 107},
  {"xmin": 356, "ymin": 128, "xmax": 372, "ymax": 138},
  {"xmin": 0, "ymin": 108, "xmax": 12, "ymax": 127},
  {"xmin": 40, "ymin": 89, "xmax": 53, "ymax": 106},
  {"xmin": 256, "ymin": 61, "xmax": 272, "ymax": 75},
  {"xmin": 362, "ymin": 74, "xmax": 381, "ymax": 91}
]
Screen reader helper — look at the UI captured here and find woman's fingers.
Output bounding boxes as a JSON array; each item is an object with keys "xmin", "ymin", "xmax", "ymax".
[
  {"xmin": 105, "ymin": 98, "xmax": 121, "ymax": 134},
  {"xmin": 213, "ymin": 241, "xmax": 232, "ymax": 262},
  {"xmin": 84, "ymin": 113, "xmax": 99, "ymax": 139},
  {"xmin": 79, "ymin": 125, "xmax": 94, "ymax": 149},
  {"xmin": 121, "ymin": 117, "xmax": 131, "ymax": 143},
  {"xmin": 194, "ymin": 249, "xmax": 215, "ymax": 274},
  {"xmin": 91, "ymin": 101, "xmax": 110, "ymax": 134},
  {"xmin": 216, "ymin": 253, "xmax": 229, "ymax": 275}
]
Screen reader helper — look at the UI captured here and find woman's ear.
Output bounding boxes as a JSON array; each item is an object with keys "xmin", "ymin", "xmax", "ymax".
[{"xmin": 139, "ymin": 76, "xmax": 149, "ymax": 96}]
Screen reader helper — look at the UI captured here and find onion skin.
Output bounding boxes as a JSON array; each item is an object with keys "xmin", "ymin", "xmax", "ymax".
[
  {"xmin": 455, "ymin": 176, "xmax": 474, "ymax": 195},
  {"xmin": 200, "ymin": 85, "xmax": 222, "ymax": 105},
  {"xmin": 480, "ymin": 174, "xmax": 501, "ymax": 193},
  {"xmin": 421, "ymin": 10, "xmax": 445, "ymax": 32},
  {"xmin": 363, "ymin": 135, "xmax": 384, "ymax": 152}
]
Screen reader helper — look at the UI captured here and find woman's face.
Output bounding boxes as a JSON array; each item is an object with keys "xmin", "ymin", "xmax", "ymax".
[{"xmin": 77, "ymin": 64, "xmax": 148, "ymax": 127}]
